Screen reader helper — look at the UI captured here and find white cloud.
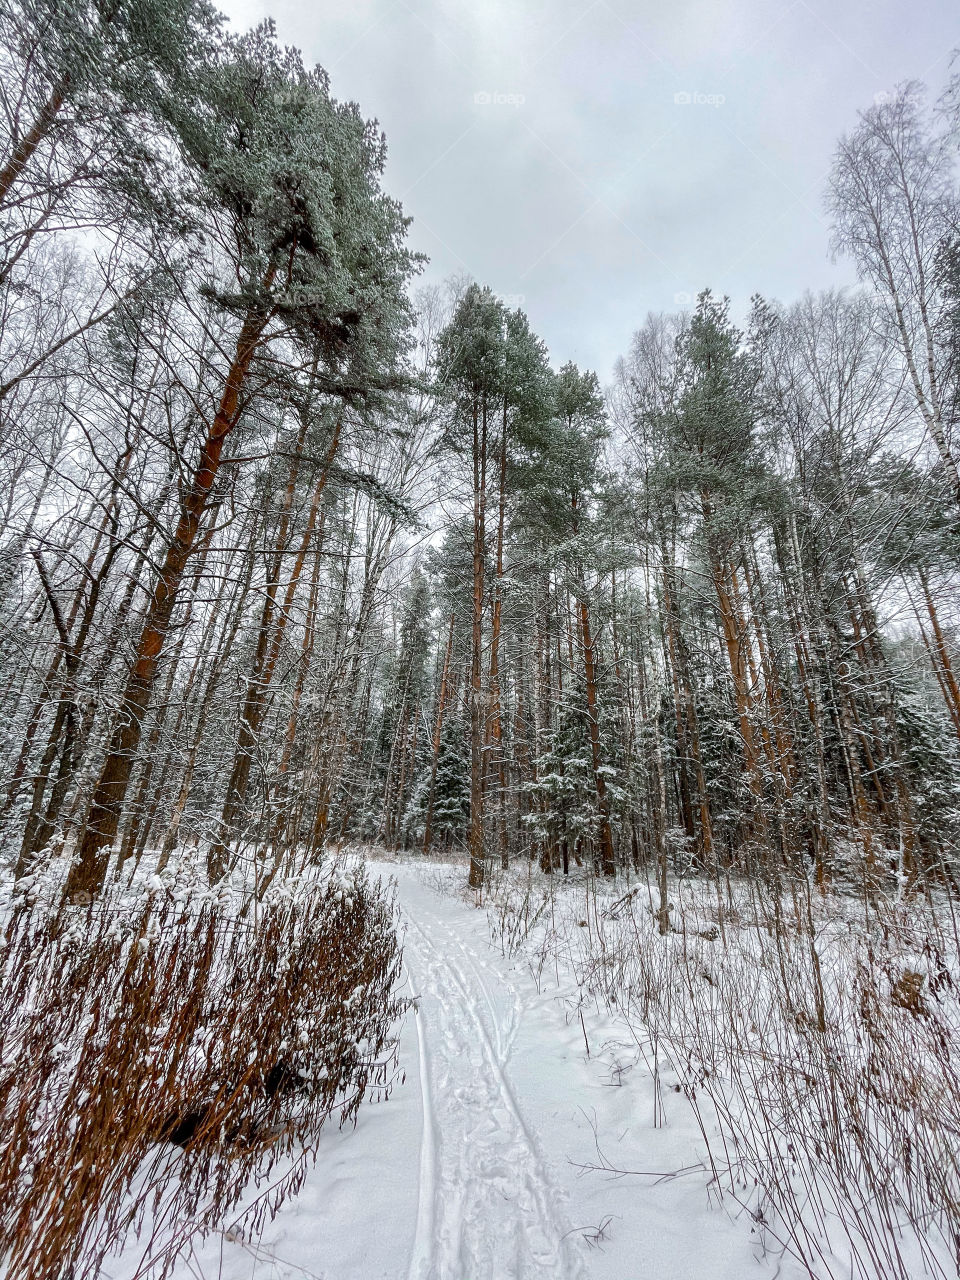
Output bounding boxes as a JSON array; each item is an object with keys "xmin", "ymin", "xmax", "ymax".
[{"xmin": 218, "ymin": 0, "xmax": 957, "ymax": 377}]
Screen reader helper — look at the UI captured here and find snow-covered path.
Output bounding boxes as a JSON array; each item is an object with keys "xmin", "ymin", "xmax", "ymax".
[
  {"xmin": 117, "ymin": 860, "xmax": 806, "ymax": 1280},
  {"xmin": 400, "ymin": 870, "xmax": 585, "ymax": 1280}
]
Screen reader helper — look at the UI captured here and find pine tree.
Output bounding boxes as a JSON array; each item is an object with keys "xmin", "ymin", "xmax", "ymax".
[
  {"xmin": 435, "ymin": 285, "xmax": 508, "ymax": 887},
  {"xmin": 68, "ymin": 26, "xmax": 419, "ymax": 894}
]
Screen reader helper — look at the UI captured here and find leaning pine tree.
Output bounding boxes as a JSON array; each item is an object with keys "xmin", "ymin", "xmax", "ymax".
[{"xmin": 67, "ymin": 24, "xmax": 418, "ymax": 896}]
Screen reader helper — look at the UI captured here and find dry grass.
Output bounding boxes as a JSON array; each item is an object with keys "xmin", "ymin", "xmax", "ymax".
[
  {"xmin": 481, "ymin": 862, "xmax": 960, "ymax": 1280},
  {"xmin": 0, "ymin": 854, "xmax": 406, "ymax": 1279}
]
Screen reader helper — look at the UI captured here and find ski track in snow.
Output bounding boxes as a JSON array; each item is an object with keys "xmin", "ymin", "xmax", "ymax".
[
  {"xmin": 107, "ymin": 861, "xmax": 808, "ymax": 1280},
  {"xmin": 397, "ymin": 870, "xmax": 586, "ymax": 1280}
]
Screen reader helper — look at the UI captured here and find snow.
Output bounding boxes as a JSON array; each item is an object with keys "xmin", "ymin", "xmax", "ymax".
[{"xmin": 109, "ymin": 859, "xmax": 807, "ymax": 1280}]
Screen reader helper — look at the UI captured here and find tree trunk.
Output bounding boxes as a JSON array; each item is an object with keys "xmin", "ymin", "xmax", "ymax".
[
  {"xmin": 918, "ymin": 567, "xmax": 960, "ymax": 740},
  {"xmin": 423, "ymin": 611, "xmax": 455, "ymax": 858},
  {"xmin": 209, "ymin": 417, "xmax": 339, "ymax": 879},
  {"xmin": 468, "ymin": 396, "xmax": 488, "ymax": 889},
  {"xmin": 66, "ymin": 281, "xmax": 275, "ymax": 896},
  {"xmin": 488, "ymin": 406, "xmax": 509, "ymax": 868},
  {"xmin": 0, "ymin": 78, "xmax": 69, "ymax": 208}
]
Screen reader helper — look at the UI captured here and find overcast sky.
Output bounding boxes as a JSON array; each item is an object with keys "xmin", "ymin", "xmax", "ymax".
[{"xmin": 220, "ymin": 0, "xmax": 957, "ymax": 380}]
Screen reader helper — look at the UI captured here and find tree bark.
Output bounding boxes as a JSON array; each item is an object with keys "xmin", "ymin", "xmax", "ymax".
[
  {"xmin": 66, "ymin": 280, "xmax": 276, "ymax": 896},
  {"xmin": 468, "ymin": 396, "xmax": 488, "ymax": 889},
  {"xmin": 209, "ymin": 416, "xmax": 339, "ymax": 879},
  {"xmin": 0, "ymin": 78, "xmax": 69, "ymax": 208}
]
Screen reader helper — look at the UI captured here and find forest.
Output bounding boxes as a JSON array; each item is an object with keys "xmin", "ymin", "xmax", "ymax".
[
  {"xmin": 2, "ymin": 0, "xmax": 960, "ymax": 1277},
  {"xmin": 2, "ymin": 2, "xmax": 959, "ymax": 906}
]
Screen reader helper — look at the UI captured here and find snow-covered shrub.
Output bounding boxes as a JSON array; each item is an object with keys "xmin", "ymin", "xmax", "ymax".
[
  {"xmin": 481, "ymin": 863, "xmax": 960, "ymax": 1280},
  {"xmin": 0, "ymin": 855, "xmax": 406, "ymax": 1280}
]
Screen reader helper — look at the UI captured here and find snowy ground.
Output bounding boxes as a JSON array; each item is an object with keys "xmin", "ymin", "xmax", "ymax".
[{"xmin": 110, "ymin": 858, "xmax": 809, "ymax": 1280}]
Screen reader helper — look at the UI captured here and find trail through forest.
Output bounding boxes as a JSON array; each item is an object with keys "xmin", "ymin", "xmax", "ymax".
[
  {"xmin": 121, "ymin": 861, "xmax": 804, "ymax": 1280},
  {"xmin": 400, "ymin": 866, "xmax": 586, "ymax": 1279},
  {"xmin": 3, "ymin": 5, "xmax": 960, "ymax": 1276}
]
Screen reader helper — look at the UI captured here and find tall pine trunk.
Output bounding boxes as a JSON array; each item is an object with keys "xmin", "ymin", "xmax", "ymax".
[
  {"xmin": 209, "ymin": 417, "xmax": 339, "ymax": 879},
  {"xmin": 66, "ymin": 281, "xmax": 276, "ymax": 896},
  {"xmin": 468, "ymin": 397, "xmax": 488, "ymax": 889}
]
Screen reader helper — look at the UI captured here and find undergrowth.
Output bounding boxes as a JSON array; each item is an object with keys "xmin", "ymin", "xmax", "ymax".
[
  {"xmin": 479, "ymin": 860, "xmax": 960, "ymax": 1280},
  {"xmin": 0, "ymin": 853, "xmax": 406, "ymax": 1280}
]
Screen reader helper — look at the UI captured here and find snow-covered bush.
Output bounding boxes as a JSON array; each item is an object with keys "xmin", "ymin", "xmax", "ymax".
[
  {"xmin": 481, "ymin": 864, "xmax": 960, "ymax": 1280},
  {"xmin": 0, "ymin": 855, "xmax": 406, "ymax": 1279}
]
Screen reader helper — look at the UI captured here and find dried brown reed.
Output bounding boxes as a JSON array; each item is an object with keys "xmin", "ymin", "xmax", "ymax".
[{"xmin": 0, "ymin": 856, "xmax": 405, "ymax": 1280}]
